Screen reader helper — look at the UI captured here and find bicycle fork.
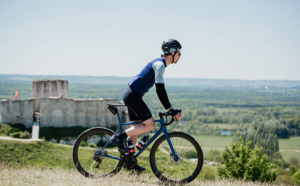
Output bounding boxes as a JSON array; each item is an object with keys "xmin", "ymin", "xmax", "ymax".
[{"xmin": 163, "ymin": 130, "xmax": 178, "ymax": 161}]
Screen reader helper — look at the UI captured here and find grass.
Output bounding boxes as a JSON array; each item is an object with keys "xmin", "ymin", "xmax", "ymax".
[
  {"xmin": 0, "ymin": 139, "xmax": 74, "ymax": 169},
  {"xmin": 0, "ymin": 163, "xmax": 286, "ymax": 186},
  {"xmin": 0, "ymin": 138, "xmax": 295, "ymax": 185},
  {"xmin": 192, "ymin": 135, "xmax": 233, "ymax": 148},
  {"xmin": 279, "ymin": 137, "xmax": 300, "ymax": 150}
]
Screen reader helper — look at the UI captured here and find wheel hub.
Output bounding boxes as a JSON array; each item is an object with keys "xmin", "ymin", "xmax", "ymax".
[{"xmin": 170, "ymin": 152, "xmax": 183, "ymax": 164}]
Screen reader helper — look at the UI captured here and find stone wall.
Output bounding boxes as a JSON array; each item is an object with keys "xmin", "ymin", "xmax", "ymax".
[
  {"xmin": 39, "ymin": 97, "xmax": 125, "ymax": 128},
  {"xmin": 0, "ymin": 99, "xmax": 35, "ymax": 127},
  {"xmin": 0, "ymin": 98, "xmax": 127, "ymax": 128}
]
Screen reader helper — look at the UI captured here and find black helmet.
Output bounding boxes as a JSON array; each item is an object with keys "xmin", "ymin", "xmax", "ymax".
[{"xmin": 161, "ymin": 39, "xmax": 182, "ymax": 55}]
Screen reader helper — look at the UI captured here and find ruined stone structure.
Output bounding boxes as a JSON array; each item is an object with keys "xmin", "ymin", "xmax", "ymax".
[
  {"xmin": 0, "ymin": 79, "xmax": 127, "ymax": 128},
  {"xmin": 32, "ymin": 79, "xmax": 68, "ymax": 98}
]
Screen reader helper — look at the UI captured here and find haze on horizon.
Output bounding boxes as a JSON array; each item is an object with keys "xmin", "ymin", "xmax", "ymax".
[{"xmin": 0, "ymin": 1, "xmax": 299, "ymax": 81}]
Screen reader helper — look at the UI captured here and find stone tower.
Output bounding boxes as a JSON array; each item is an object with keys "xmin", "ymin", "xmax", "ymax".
[{"xmin": 32, "ymin": 79, "xmax": 68, "ymax": 98}]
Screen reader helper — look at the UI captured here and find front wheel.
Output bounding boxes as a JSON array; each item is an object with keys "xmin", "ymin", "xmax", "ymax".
[
  {"xmin": 149, "ymin": 132, "xmax": 203, "ymax": 184},
  {"xmin": 72, "ymin": 127, "xmax": 123, "ymax": 178}
]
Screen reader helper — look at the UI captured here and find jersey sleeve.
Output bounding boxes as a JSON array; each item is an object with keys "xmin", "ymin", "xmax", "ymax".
[{"xmin": 152, "ymin": 61, "xmax": 165, "ymax": 84}]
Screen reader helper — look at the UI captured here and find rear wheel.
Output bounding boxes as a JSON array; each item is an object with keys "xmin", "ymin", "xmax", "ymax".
[
  {"xmin": 149, "ymin": 132, "xmax": 203, "ymax": 184},
  {"xmin": 72, "ymin": 127, "xmax": 123, "ymax": 178}
]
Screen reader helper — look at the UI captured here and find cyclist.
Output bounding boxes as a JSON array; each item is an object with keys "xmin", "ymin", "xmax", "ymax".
[{"xmin": 111, "ymin": 39, "xmax": 182, "ymax": 171}]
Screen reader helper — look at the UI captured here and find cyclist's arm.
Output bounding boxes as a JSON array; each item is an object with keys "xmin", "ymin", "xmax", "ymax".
[
  {"xmin": 155, "ymin": 83, "xmax": 171, "ymax": 110},
  {"xmin": 152, "ymin": 62, "xmax": 171, "ymax": 110}
]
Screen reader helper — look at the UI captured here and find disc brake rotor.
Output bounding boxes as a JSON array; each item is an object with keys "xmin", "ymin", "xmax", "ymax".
[{"xmin": 170, "ymin": 152, "xmax": 183, "ymax": 164}]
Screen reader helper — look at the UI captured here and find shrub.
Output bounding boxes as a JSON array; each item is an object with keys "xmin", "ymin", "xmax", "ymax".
[
  {"xmin": 88, "ymin": 143, "xmax": 97, "ymax": 148},
  {"xmin": 291, "ymin": 171, "xmax": 300, "ymax": 185},
  {"xmin": 207, "ymin": 149, "xmax": 221, "ymax": 161},
  {"xmin": 198, "ymin": 165, "xmax": 217, "ymax": 181},
  {"xmin": 80, "ymin": 141, "xmax": 87, "ymax": 147},
  {"xmin": 20, "ymin": 131, "xmax": 30, "ymax": 139},
  {"xmin": 217, "ymin": 137, "xmax": 277, "ymax": 182},
  {"xmin": 289, "ymin": 166, "xmax": 298, "ymax": 176},
  {"xmin": 288, "ymin": 156, "xmax": 299, "ymax": 167},
  {"xmin": 276, "ymin": 174, "xmax": 293, "ymax": 185},
  {"xmin": 12, "ymin": 131, "xmax": 21, "ymax": 138},
  {"xmin": 273, "ymin": 152, "xmax": 283, "ymax": 159},
  {"xmin": 213, "ymin": 154, "xmax": 222, "ymax": 162},
  {"xmin": 183, "ymin": 150, "xmax": 198, "ymax": 158}
]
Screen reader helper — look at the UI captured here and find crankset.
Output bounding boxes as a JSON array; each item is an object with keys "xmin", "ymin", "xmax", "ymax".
[{"xmin": 122, "ymin": 154, "xmax": 137, "ymax": 170}]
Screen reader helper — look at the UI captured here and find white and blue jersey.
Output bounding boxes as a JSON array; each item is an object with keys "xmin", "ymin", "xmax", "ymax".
[{"xmin": 128, "ymin": 58, "xmax": 167, "ymax": 95}]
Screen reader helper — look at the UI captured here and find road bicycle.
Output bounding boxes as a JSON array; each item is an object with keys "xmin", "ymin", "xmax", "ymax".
[{"xmin": 73, "ymin": 103, "xmax": 203, "ymax": 184}]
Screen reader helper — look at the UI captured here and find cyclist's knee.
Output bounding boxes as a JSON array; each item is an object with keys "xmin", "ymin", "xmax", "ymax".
[
  {"xmin": 148, "ymin": 123, "xmax": 155, "ymax": 131},
  {"xmin": 143, "ymin": 118, "xmax": 155, "ymax": 131}
]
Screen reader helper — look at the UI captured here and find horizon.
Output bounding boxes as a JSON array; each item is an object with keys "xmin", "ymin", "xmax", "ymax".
[
  {"xmin": 1, "ymin": 73, "xmax": 300, "ymax": 82},
  {"xmin": 1, "ymin": 1, "xmax": 299, "ymax": 80}
]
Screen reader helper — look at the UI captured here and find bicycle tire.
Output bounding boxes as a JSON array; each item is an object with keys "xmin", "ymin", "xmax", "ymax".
[
  {"xmin": 73, "ymin": 127, "xmax": 123, "ymax": 178},
  {"xmin": 149, "ymin": 132, "xmax": 203, "ymax": 184}
]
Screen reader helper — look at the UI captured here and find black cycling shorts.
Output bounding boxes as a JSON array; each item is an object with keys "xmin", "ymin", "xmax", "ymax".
[{"xmin": 123, "ymin": 86, "xmax": 152, "ymax": 122}]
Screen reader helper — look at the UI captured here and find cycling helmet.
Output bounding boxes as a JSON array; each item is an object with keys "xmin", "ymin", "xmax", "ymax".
[{"xmin": 161, "ymin": 39, "xmax": 182, "ymax": 55}]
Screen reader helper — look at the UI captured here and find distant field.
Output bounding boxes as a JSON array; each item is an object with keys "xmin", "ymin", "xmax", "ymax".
[
  {"xmin": 192, "ymin": 135, "xmax": 233, "ymax": 148},
  {"xmin": 279, "ymin": 136, "xmax": 300, "ymax": 161},
  {"xmin": 278, "ymin": 136, "xmax": 300, "ymax": 150},
  {"xmin": 202, "ymin": 123, "xmax": 238, "ymax": 130},
  {"xmin": 192, "ymin": 135, "xmax": 300, "ymax": 161}
]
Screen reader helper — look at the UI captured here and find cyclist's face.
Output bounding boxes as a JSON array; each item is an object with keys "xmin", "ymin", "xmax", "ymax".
[{"xmin": 173, "ymin": 50, "xmax": 181, "ymax": 64}]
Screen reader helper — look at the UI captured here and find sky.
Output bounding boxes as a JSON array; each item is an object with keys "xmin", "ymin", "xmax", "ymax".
[{"xmin": 0, "ymin": 0, "xmax": 299, "ymax": 80}]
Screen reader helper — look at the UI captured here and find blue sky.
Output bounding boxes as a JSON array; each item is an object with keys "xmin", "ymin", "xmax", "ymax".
[{"xmin": 0, "ymin": 0, "xmax": 299, "ymax": 80}]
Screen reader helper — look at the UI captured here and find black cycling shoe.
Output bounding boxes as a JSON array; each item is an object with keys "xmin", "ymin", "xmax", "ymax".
[
  {"xmin": 136, "ymin": 164, "xmax": 146, "ymax": 173},
  {"xmin": 110, "ymin": 134, "xmax": 128, "ymax": 153}
]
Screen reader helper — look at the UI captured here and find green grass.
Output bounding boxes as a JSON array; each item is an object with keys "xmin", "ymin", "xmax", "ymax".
[
  {"xmin": 279, "ymin": 137, "xmax": 300, "ymax": 150},
  {"xmin": 0, "ymin": 139, "xmax": 217, "ymax": 181},
  {"xmin": 192, "ymin": 135, "xmax": 233, "ymax": 148},
  {"xmin": 0, "ymin": 140, "xmax": 74, "ymax": 169},
  {"xmin": 280, "ymin": 151, "xmax": 300, "ymax": 162}
]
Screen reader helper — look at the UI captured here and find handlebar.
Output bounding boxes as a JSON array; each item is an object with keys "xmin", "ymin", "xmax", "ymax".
[{"xmin": 159, "ymin": 109, "xmax": 181, "ymax": 126}]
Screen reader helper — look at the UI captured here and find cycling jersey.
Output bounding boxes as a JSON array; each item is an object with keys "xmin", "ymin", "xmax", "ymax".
[{"xmin": 128, "ymin": 58, "xmax": 166, "ymax": 95}]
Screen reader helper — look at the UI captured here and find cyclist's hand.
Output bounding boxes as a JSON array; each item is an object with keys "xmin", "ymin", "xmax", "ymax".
[{"xmin": 168, "ymin": 108, "xmax": 181, "ymax": 121}]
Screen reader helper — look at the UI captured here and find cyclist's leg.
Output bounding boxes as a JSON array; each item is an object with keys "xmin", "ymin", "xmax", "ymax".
[
  {"xmin": 123, "ymin": 86, "xmax": 154, "ymax": 143},
  {"xmin": 126, "ymin": 109, "xmax": 142, "ymax": 145},
  {"xmin": 125, "ymin": 118, "xmax": 155, "ymax": 137}
]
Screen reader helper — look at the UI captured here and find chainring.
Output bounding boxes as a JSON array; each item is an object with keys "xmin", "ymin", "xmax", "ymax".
[{"xmin": 122, "ymin": 154, "xmax": 137, "ymax": 170}]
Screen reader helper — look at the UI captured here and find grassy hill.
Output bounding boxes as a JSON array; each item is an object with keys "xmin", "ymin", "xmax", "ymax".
[
  {"xmin": 0, "ymin": 139, "xmax": 217, "ymax": 181},
  {"xmin": 1, "ymin": 164, "xmax": 282, "ymax": 186},
  {"xmin": 1, "ymin": 139, "xmax": 288, "ymax": 186}
]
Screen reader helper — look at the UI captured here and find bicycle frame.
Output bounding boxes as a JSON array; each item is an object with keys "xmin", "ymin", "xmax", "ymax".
[{"xmin": 96, "ymin": 111, "xmax": 178, "ymax": 161}]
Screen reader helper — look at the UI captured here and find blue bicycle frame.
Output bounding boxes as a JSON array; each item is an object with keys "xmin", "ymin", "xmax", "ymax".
[{"xmin": 96, "ymin": 111, "xmax": 178, "ymax": 161}]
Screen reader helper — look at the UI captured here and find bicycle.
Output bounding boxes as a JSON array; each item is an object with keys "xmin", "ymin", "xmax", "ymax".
[{"xmin": 73, "ymin": 103, "xmax": 203, "ymax": 184}]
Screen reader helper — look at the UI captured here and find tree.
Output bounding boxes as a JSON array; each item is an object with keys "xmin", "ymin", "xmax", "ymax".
[
  {"xmin": 288, "ymin": 156, "xmax": 299, "ymax": 167},
  {"xmin": 218, "ymin": 138, "xmax": 276, "ymax": 182},
  {"xmin": 291, "ymin": 171, "xmax": 300, "ymax": 185},
  {"xmin": 234, "ymin": 127, "xmax": 279, "ymax": 156}
]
